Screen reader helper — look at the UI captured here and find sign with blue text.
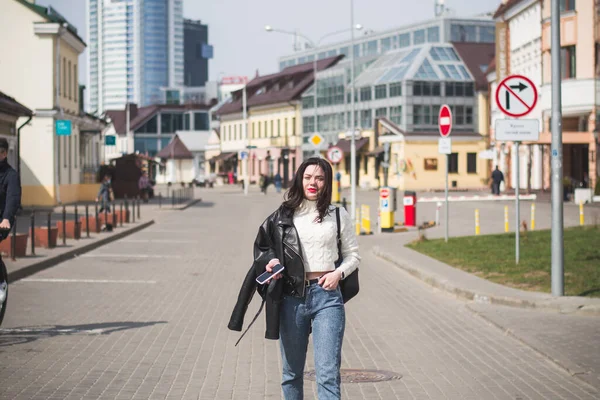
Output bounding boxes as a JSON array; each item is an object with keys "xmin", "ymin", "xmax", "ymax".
[{"xmin": 55, "ymin": 120, "xmax": 72, "ymax": 136}]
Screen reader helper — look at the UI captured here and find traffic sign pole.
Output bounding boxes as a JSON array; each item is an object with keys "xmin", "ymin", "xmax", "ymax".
[
  {"xmin": 515, "ymin": 141, "xmax": 520, "ymax": 264},
  {"xmin": 438, "ymin": 104, "xmax": 452, "ymax": 243},
  {"xmin": 551, "ymin": 0, "xmax": 564, "ymax": 296}
]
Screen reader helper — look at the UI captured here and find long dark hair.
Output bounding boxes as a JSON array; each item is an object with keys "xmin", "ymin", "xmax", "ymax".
[{"xmin": 282, "ymin": 157, "xmax": 333, "ymax": 222}]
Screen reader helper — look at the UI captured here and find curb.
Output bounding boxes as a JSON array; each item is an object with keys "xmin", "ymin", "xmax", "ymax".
[
  {"xmin": 158, "ymin": 198, "xmax": 201, "ymax": 211},
  {"xmin": 8, "ymin": 220, "xmax": 155, "ymax": 283},
  {"xmin": 372, "ymin": 246, "xmax": 600, "ymax": 317}
]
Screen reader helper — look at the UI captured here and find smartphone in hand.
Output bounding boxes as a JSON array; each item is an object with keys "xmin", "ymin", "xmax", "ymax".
[{"xmin": 256, "ymin": 264, "xmax": 285, "ymax": 285}]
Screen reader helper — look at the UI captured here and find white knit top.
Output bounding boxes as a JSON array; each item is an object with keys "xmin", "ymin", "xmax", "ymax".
[{"xmin": 293, "ymin": 200, "xmax": 360, "ymax": 278}]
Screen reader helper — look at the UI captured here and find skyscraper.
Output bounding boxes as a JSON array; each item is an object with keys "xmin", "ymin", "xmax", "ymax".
[
  {"xmin": 87, "ymin": 0, "xmax": 184, "ymax": 114},
  {"xmin": 184, "ymin": 19, "xmax": 210, "ymax": 87}
]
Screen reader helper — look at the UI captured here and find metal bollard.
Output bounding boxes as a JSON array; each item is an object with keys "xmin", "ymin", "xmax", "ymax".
[
  {"xmin": 112, "ymin": 207, "xmax": 117, "ymax": 227},
  {"xmin": 580, "ymin": 201, "xmax": 584, "ymax": 226},
  {"xmin": 137, "ymin": 198, "xmax": 141, "ymax": 220},
  {"xmin": 342, "ymin": 198, "xmax": 347, "ymax": 211},
  {"xmin": 47, "ymin": 211, "xmax": 52, "ymax": 248},
  {"xmin": 11, "ymin": 219, "xmax": 17, "ymax": 261},
  {"xmin": 159, "ymin": 193, "xmax": 162, "ymax": 208},
  {"xmin": 172, "ymin": 191, "xmax": 175, "ymax": 207},
  {"xmin": 504, "ymin": 206, "xmax": 509, "ymax": 233},
  {"xmin": 62, "ymin": 205, "xmax": 67, "ymax": 245},
  {"xmin": 120, "ymin": 202, "xmax": 124, "ymax": 227},
  {"xmin": 475, "ymin": 209, "xmax": 480, "ymax": 235},
  {"xmin": 30, "ymin": 211, "xmax": 35, "ymax": 255},
  {"xmin": 74, "ymin": 205, "xmax": 79, "ymax": 240},
  {"xmin": 104, "ymin": 204, "xmax": 108, "ymax": 231},
  {"xmin": 85, "ymin": 205, "xmax": 90, "ymax": 238},
  {"xmin": 531, "ymin": 203, "xmax": 536, "ymax": 231},
  {"xmin": 132, "ymin": 201, "xmax": 136, "ymax": 223}
]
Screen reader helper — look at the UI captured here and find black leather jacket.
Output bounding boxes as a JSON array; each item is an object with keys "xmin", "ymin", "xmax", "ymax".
[{"xmin": 228, "ymin": 205, "xmax": 310, "ymax": 342}]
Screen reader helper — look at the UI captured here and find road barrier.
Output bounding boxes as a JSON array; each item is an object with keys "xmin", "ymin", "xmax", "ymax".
[
  {"xmin": 580, "ymin": 201, "xmax": 584, "ymax": 226},
  {"xmin": 355, "ymin": 208, "xmax": 361, "ymax": 236},
  {"xmin": 504, "ymin": 206, "xmax": 509, "ymax": 233},
  {"xmin": 475, "ymin": 209, "xmax": 480, "ymax": 235}
]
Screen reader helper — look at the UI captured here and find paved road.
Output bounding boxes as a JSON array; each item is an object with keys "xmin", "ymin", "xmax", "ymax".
[{"xmin": 0, "ymin": 187, "xmax": 598, "ymax": 399}]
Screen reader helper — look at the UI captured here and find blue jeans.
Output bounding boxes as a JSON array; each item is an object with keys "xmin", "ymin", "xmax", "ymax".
[{"xmin": 279, "ymin": 282, "xmax": 345, "ymax": 400}]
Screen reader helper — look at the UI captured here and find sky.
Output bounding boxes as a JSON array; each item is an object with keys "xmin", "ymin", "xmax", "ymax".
[{"xmin": 37, "ymin": 0, "xmax": 501, "ymax": 86}]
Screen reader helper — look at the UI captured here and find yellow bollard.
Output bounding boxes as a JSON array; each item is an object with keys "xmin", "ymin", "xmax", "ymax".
[
  {"xmin": 531, "ymin": 203, "xmax": 536, "ymax": 231},
  {"xmin": 355, "ymin": 208, "xmax": 361, "ymax": 236},
  {"xmin": 580, "ymin": 201, "xmax": 584, "ymax": 226},
  {"xmin": 331, "ymin": 180, "xmax": 340, "ymax": 203},
  {"xmin": 504, "ymin": 206, "xmax": 509, "ymax": 232},
  {"xmin": 475, "ymin": 209, "xmax": 480, "ymax": 235},
  {"xmin": 360, "ymin": 205, "xmax": 372, "ymax": 235}
]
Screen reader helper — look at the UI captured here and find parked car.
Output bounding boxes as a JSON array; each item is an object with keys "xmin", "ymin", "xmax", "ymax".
[{"xmin": 193, "ymin": 172, "xmax": 216, "ymax": 188}]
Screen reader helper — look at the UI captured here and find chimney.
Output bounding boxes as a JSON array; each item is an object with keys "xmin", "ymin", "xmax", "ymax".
[{"xmin": 129, "ymin": 103, "xmax": 138, "ymax": 119}]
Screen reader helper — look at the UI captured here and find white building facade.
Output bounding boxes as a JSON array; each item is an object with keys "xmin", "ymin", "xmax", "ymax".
[{"xmin": 87, "ymin": 0, "xmax": 184, "ymax": 114}]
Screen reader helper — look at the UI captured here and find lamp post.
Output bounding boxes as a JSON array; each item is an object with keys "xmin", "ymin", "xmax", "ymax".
[{"xmin": 265, "ymin": 23, "xmax": 363, "ymax": 157}]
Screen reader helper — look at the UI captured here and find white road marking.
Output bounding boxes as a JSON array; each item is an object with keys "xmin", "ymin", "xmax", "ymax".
[
  {"xmin": 79, "ymin": 254, "xmax": 182, "ymax": 259},
  {"xmin": 19, "ymin": 278, "xmax": 157, "ymax": 284},
  {"xmin": 121, "ymin": 239, "xmax": 198, "ymax": 243}
]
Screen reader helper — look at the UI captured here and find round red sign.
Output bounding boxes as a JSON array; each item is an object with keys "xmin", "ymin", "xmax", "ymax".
[
  {"xmin": 380, "ymin": 188, "xmax": 390, "ymax": 199},
  {"xmin": 438, "ymin": 105, "xmax": 452, "ymax": 137}
]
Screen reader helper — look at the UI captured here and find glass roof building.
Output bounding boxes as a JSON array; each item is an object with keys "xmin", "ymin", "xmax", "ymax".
[
  {"xmin": 300, "ymin": 42, "xmax": 482, "ymax": 154},
  {"xmin": 279, "ymin": 16, "xmax": 495, "ymax": 71}
]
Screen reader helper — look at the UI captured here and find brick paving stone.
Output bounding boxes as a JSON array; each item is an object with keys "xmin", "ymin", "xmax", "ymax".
[{"xmin": 0, "ymin": 187, "xmax": 597, "ymax": 399}]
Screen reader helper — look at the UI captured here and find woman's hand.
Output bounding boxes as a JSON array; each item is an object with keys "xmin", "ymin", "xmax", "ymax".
[
  {"xmin": 265, "ymin": 258, "xmax": 283, "ymax": 280},
  {"xmin": 318, "ymin": 270, "xmax": 343, "ymax": 291}
]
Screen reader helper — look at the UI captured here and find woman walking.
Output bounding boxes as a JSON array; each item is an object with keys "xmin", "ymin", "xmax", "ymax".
[{"xmin": 228, "ymin": 157, "xmax": 360, "ymax": 399}]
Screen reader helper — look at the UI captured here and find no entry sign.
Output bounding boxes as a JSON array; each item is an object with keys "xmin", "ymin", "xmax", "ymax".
[
  {"xmin": 438, "ymin": 105, "xmax": 452, "ymax": 137},
  {"xmin": 495, "ymin": 75, "xmax": 538, "ymax": 118}
]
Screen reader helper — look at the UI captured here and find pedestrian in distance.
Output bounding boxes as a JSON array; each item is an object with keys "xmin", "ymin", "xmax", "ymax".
[
  {"xmin": 0, "ymin": 138, "xmax": 22, "ymax": 324},
  {"xmin": 228, "ymin": 157, "xmax": 361, "ymax": 400},
  {"xmin": 491, "ymin": 165, "xmax": 505, "ymax": 196},
  {"xmin": 274, "ymin": 172, "xmax": 282, "ymax": 193},
  {"xmin": 96, "ymin": 174, "xmax": 114, "ymax": 212}
]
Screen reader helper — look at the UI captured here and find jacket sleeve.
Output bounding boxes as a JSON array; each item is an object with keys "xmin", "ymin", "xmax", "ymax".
[
  {"xmin": 337, "ymin": 206, "xmax": 361, "ymax": 278},
  {"xmin": 227, "ymin": 265, "xmax": 258, "ymax": 332},
  {"xmin": 253, "ymin": 216, "xmax": 279, "ymax": 273},
  {"xmin": 2, "ymin": 170, "xmax": 21, "ymax": 222}
]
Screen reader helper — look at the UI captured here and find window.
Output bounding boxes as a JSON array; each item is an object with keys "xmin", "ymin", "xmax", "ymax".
[
  {"xmin": 389, "ymin": 82, "xmax": 402, "ymax": 97},
  {"xmin": 62, "ymin": 58, "xmax": 67, "ymax": 97},
  {"xmin": 375, "ymin": 84, "xmax": 387, "ymax": 99},
  {"xmin": 292, "ymin": 117, "xmax": 296, "ymax": 135},
  {"xmin": 285, "ymin": 118, "xmax": 288, "ymax": 136},
  {"xmin": 467, "ymin": 153, "xmax": 477, "ymax": 174},
  {"xmin": 455, "ymin": 106, "xmax": 464, "ymax": 124},
  {"xmin": 360, "ymin": 87, "xmax": 372, "ymax": 101},
  {"xmin": 303, "ymin": 116, "xmax": 315, "ymax": 133},
  {"xmin": 398, "ymin": 33, "xmax": 410, "ymax": 47},
  {"xmin": 424, "ymin": 158, "xmax": 438, "ymax": 171},
  {"xmin": 427, "ymin": 26, "xmax": 440, "ymax": 43},
  {"xmin": 413, "ymin": 105, "xmax": 433, "ymax": 125},
  {"xmin": 135, "ymin": 115, "xmax": 158, "ymax": 133},
  {"xmin": 360, "ymin": 110, "xmax": 372, "ymax": 128},
  {"xmin": 413, "ymin": 29, "xmax": 425, "ymax": 45},
  {"xmin": 277, "ymin": 119, "xmax": 280, "ymax": 137},
  {"xmin": 194, "ymin": 112, "xmax": 209, "ymax": 130},
  {"xmin": 561, "ymin": 46, "xmax": 576, "ymax": 79},
  {"xmin": 74, "ymin": 63, "xmax": 78, "ymax": 102},
  {"xmin": 252, "ymin": 122, "xmax": 256, "ymax": 139},
  {"xmin": 270, "ymin": 120, "xmax": 274, "ymax": 137},
  {"xmin": 381, "ymin": 37, "xmax": 392, "ymax": 52},
  {"xmin": 480, "ymin": 26, "xmax": 495, "ymax": 43},
  {"xmin": 560, "ymin": 0, "xmax": 576, "ymax": 12},
  {"xmin": 448, "ymin": 153, "xmax": 458, "ymax": 173},
  {"xmin": 413, "ymin": 81, "xmax": 441, "ymax": 96},
  {"xmin": 302, "ymin": 96, "xmax": 314, "ymax": 109},
  {"xmin": 465, "ymin": 107, "xmax": 473, "ymax": 124},
  {"xmin": 390, "ymin": 106, "xmax": 402, "ymax": 125},
  {"xmin": 68, "ymin": 61, "xmax": 72, "ymax": 100},
  {"xmin": 375, "ymin": 107, "xmax": 387, "ymax": 118}
]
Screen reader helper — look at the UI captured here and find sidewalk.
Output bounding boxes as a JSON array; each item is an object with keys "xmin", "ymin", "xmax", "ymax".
[{"xmin": 5, "ymin": 193, "xmax": 201, "ymax": 283}]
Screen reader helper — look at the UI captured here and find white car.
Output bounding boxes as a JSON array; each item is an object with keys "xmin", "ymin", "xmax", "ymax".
[{"xmin": 193, "ymin": 172, "xmax": 216, "ymax": 188}]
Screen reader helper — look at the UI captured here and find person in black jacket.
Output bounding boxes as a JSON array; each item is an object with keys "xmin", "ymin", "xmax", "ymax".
[
  {"xmin": 0, "ymin": 138, "xmax": 22, "ymax": 307},
  {"xmin": 229, "ymin": 157, "xmax": 360, "ymax": 400},
  {"xmin": 491, "ymin": 166, "xmax": 504, "ymax": 195}
]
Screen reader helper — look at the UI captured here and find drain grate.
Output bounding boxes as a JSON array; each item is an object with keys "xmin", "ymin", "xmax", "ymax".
[{"xmin": 304, "ymin": 369, "xmax": 402, "ymax": 383}]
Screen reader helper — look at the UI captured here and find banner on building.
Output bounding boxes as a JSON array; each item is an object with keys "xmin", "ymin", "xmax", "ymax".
[{"xmin": 495, "ymin": 21, "xmax": 509, "ymax": 83}]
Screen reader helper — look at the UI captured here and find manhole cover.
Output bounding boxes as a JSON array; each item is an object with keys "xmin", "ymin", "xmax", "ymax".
[{"xmin": 304, "ymin": 369, "xmax": 402, "ymax": 383}]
